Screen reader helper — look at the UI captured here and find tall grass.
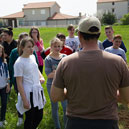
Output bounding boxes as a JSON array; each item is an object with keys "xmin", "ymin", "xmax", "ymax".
[{"xmin": 1, "ymin": 25, "xmax": 129, "ymax": 129}]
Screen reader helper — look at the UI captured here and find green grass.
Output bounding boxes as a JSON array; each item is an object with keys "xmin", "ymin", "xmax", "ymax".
[{"xmin": 1, "ymin": 25, "xmax": 129, "ymax": 129}]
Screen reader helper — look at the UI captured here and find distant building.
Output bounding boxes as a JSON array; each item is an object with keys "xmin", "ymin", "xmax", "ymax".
[
  {"xmin": 1, "ymin": 1, "xmax": 85, "ymax": 27},
  {"xmin": 97, "ymin": 0, "xmax": 129, "ymax": 20}
]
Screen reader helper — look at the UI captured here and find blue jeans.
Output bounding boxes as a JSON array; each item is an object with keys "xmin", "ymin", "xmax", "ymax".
[
  {"xmin": 0, "ymin": 87, "xmax": 7, "ymax": 121},
  {"xmin": 47, "ymin": 85, "xmax": 67, "ymax": 129}
]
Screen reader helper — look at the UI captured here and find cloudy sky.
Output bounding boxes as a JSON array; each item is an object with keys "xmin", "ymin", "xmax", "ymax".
[{"xmin": 0, "ymin": 0, "xmax": 97, "ymax": 17}]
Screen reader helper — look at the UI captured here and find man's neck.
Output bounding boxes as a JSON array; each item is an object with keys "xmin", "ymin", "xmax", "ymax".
[
  {"xmin": 107, "ymin": 37, "xmax": 113, "ymax": 42},
  {"xmin": 7, "ymin": 39, "xmax": 13, "ymax": 44},
  {"xmin": 21, "ymin": 53, "xmax": 30, "ymax": 58},
  {"xmin": 69, "ymin": 35, "xmax": 74, "ymax": 38},
  {"xmin": 113, "ymin": 46, "xmax": 119, "ymax": 49},
  {"xmin": 82, "ymin": 40, "xmax": 99, "ymax": 51}
]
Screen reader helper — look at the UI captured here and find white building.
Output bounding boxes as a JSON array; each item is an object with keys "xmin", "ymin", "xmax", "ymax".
[
  {"xmin": 1, "ymin": 1, "xmax": 84, "ymax": 27},
  {"xmin": 97, "ymin": 0, "xmax": 129, "ymax": 20}
]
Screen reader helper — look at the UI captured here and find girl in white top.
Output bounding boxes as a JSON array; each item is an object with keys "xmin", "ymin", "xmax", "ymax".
[
  {"xmin": 14, "ymin": 37, "xmax": 46, "ymax": 129},
  {"xmin": 0, "ymin": 45, "xmax": 10, "ymax": 127}
]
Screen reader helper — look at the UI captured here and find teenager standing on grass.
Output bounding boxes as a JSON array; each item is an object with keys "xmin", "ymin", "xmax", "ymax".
[
  {"xmin": 0, "ymin": 45, "xmax": 10, "ymax": 127},
  {"xmin": 104, "ymin": 34, "xmax": 126, "ymax": 62},
  {"xmin": 9, "ymin": 32, "xmax": 39, "ymax": 126},
  {"xmin": 41, "ymin": 33, "xmax": 73, "ymax": 59},
  {"xmin": 14, "ymin": 37, "xmax": 46, "ymax": 129},
  {"xmin": 65, "ymin": 24, "xmax": 80, "ymax": 52},
  {"xmin": 102, "ymin": 26, "xmax": 127, "ymax": 53},
  {"xmin": 2, "ymin": 27, "xmax": 17, "ymax": 64},
  {"xmin": 45, "ymin": 38, "xmax": 67, "ymax": 129},
  {"xmin": 29, "ymin": 27, "xmax": 44, "ymax": 73}
]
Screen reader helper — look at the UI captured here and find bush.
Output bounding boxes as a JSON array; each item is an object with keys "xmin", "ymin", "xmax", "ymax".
[
  {"xmin": 113, "ymin": 22, "xmax": 121, "ymax": 26},
  {"xmin": 121, "ymin": 13, "xmax": 129, "ymax": 25},
  {"xmin": 101, "ymin": 12, "xmax": 117, "ymax": 25}
]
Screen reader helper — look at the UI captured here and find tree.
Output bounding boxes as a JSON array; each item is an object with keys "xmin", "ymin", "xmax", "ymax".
[
  {"xmin": 121, "ymin": 13, "xmax": 129, "ymax": 25},
  {"xmin": 101, "ymin": 12, "xmax": 117, "ymax": 25}
]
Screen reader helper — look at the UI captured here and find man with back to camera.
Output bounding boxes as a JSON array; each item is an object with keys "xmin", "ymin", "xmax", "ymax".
[{"xmin": 50, "ymin": 16, "xmax": 129, "ymax": 129}]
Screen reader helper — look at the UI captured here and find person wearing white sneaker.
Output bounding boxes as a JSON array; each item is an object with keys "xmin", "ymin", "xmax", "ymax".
[
  {"xmin": 0, "ymin": 45, "xmax": 10, "ymax": 128},
  {"xmin": 17, "ymin": 117, "xmax": 23, "ymax": 126}
]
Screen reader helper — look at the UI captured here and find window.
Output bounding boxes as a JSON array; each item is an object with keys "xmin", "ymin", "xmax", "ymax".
[
  {"xmin": 112, "ymin": 2, "xmax": 115, "ymax": 5},
  {"xmin": 33, "ymin": 22, "xmax": 36, "ymax": 26},
  {"xmin": 112, "ymin": 8, "xmax": 115, "ymax": 13},
  {"xmin": 32, "ymin": 10, "xmax": 35, "ymax": 15},
  {"xmin": 41, "ymin": 9, "xmax": 45, "ymax": 14},
  {"xmin": 41, "ymin": 21, "xmax": 46, "ymax": 26}
]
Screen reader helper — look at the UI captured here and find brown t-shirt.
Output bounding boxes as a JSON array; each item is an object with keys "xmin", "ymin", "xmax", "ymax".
[{"xmin": 52, "ymin": 50, "xmax": 129, "ymax": 120}]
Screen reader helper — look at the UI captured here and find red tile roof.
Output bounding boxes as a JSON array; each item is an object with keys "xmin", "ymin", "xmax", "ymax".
[
  {"xmin": 48, "ymin": 12, "xmax": 78, "ymax": 20},
  {"xmin": 97, "ymin": 0, "xmax": 127, "ymax": 3},
  {"xmin": 23, "ymin": 1, "xmax": 60, "ymax": 9},
  {"xmin": 1, "ymin": 11, "xmax": 24, "ymax": 19}
]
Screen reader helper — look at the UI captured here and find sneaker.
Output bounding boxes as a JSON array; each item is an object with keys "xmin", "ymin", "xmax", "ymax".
[
  {"xmin": 3, "ymin": 120, "xmax": 7, "ymax": 125},
  {"xmin": 0, "ymin": 121, "xmax": 3, "ymax": 128},
  {"xmin": 17, "ymin": 118, "xmax": 23, "ymax": 126}
]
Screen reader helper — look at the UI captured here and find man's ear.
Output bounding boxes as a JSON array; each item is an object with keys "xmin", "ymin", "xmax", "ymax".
[{"xmin": 78, "ymin": 31, "xmax": 82, "ymax": 41}]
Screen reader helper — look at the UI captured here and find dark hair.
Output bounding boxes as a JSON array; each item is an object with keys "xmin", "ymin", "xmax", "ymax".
[
  {"xmin": 67, "ymin": 24, "xmax": 75, "ymax": 31},
  {"xmin": 3, "ymin": 26, "xmax": 13, "ymax": 36},
  {"xmin": 29, "ymin": 26, "xmax": 40, "ymax": 41},
  {"xmin": 19, "ymin": 37, "xmax": 34, "ymax": 56},
  {"xmin": 17, "ymin": 32, "xmax": 29, "ymax": 48},
  {"xmin": 56, "ymin": 33, "xmax": 66, "ymax": 39},
  {"xmin": 0, "ymin": 28, "xmax": 4, "ymax": 35},
  {"xmin": 80, "ymin": 27, "xmax": 100, "ymax": 40},
  {"xmin": 0, "ymin": 45, "xmax": 5, "ymax": 62}
]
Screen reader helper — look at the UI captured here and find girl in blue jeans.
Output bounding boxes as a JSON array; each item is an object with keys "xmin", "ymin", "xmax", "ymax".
[
  {"xmin": 45, "ymin": 37, "xmax": 67, "ymax": 129},
  {"xmin": 0, "ymin": 45, "xmax": 10, "ymax": 127}
]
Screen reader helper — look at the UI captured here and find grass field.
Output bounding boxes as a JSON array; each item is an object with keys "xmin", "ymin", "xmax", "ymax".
[{"xmin": 1, "ymin": 25, "xmax": 129, "ymax": 129}]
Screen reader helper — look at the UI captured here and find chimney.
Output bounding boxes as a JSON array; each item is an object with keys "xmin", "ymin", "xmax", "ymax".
[
  {"xmin": 79, "ymin": 12, "xmax": 82, "ymax": 17},
  {"xmin": 24, "ymin": 4, "xmax": 27, "ymax": 7}
]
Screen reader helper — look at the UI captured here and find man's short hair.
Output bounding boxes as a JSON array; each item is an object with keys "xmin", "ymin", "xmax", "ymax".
[
  {"xmin": 67, "ymin": 24, "xmax": 75, "ymax": 31},
  {"xmin": 113, "ymin": 34, "xmax": 122, "ymax": 40},
  {"xmin": 77, "ymin": 16, "xmax": 101, "ymax": 40}
]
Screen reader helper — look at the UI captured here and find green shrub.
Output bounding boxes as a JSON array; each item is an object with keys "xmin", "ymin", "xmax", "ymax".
[
  {"xmin": 101, "ymin": 12, "xmax": 117, "ymax": 25},
  {"xmin": 121, "ymin": 13, "xmax": 129, "ymax": 25}
]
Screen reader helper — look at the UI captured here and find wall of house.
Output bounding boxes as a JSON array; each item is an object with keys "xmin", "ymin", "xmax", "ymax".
[
  {"xmin": 97, "ymin": 1, "xmax": 128, "ymax": 19},
  {"xmin": 50, "ymin": 4, "xmax": 60, "ymax": 16},
  {"xmin": 23, "ymin": 8, "xmax": 50, "ymax": 21}
]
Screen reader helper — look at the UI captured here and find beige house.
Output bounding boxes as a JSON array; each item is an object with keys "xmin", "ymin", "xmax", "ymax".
[
  {"xmin": 1, "ymin": 1, "xmax": 83, "ymax": 27},
  {"xmin": 97, "ymin": 0, "xmax": 129, "ymax": 19}
]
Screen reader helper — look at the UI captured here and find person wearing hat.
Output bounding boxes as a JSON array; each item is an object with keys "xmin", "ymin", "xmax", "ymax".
[{"xmin": 50, "ymin": 16, "xmax": 129, "ymax": 129}]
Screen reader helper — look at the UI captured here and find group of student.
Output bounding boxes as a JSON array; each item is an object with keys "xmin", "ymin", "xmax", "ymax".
[
  {"xmin": 99, "ymin": 26, "xmax": 127, "ymax": 62},
  {"xmin": 0, "ymin": 23, "xmax": 127, "ymax": 129}
]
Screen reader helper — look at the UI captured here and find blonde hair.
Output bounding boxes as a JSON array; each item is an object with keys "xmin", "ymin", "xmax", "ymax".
[
  {"xmin": 105, "ymin": 25, "xmax": 113, "ymax": 30},
  {"xmin": 50, "ymin": 37, "xmax": 63, "ymax": 47}
]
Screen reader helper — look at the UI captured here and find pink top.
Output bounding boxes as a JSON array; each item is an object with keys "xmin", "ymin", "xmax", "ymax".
[{"xmin": 33, "ymin": 39, "xmax": 44, "ymax": 66}]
